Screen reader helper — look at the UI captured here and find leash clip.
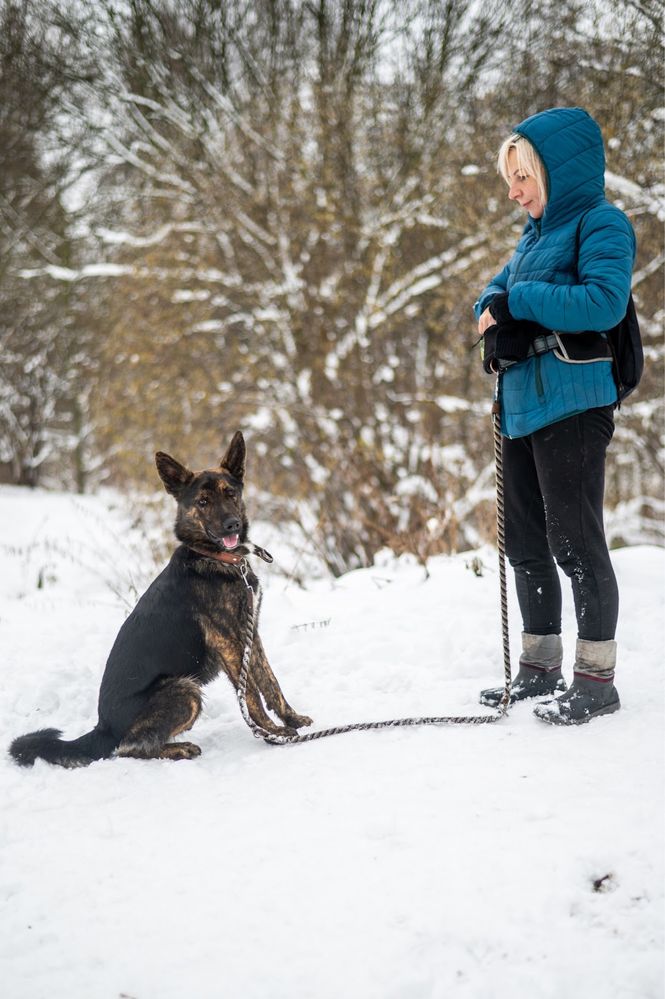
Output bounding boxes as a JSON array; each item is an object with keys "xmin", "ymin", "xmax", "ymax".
[{"xmin": 238, "ymin": 558, "xmax": 253, "ymax": 590}]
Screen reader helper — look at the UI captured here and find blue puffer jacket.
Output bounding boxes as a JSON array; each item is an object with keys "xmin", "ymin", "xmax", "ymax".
[{"xmin": 474, "ymin": 107, "xmax": 636, "ymax": 438}]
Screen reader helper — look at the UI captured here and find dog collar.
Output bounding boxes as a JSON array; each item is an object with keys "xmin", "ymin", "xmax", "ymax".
[
  {"xmin": 186, "ymin": 545, "xmax": 245, "ymax": 565},
  {"xmin": 185, "ymin": 541, "xmax": 273, "ymax": 566}
]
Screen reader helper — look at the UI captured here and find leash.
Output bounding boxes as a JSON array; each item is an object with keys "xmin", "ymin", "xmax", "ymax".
[
  {"xmin": 235, "ymin": 406, "xmax": 512, "ymax": 745},
  {"xmin": 492, "ymin": 400, "xmax": 512, "ymax": 711}
]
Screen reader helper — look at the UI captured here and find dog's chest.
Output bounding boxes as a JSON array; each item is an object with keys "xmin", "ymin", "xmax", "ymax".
[{"xmin": 193, "ymin": 577, "xmax": 251, "ymax": 682}]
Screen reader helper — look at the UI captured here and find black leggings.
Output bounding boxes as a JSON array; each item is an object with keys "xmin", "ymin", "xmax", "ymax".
[{"xmin": 503, "ymin": 405, "xmax": 618, "ymax": 641}]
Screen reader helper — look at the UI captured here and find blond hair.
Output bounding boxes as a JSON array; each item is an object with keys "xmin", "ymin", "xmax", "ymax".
[{"xmin": 497, "ymin": 133, "xmax": 548, "ymax": 208}]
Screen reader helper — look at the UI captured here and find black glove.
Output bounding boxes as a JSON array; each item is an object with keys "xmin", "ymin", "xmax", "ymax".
[
  {"xmin": 488, "ymin": 292, "xmax": 513, "ymax": 325},
  {"xmin": 481, "ymin": 294, "xmax": 550, "ymax": 374},
  {"xmin": 481, "ymin": 323, "xmax": 537, "ymax": 373},
  {"xmin": 481, "ymin": 326, "xmax": 500, "ymax": 374}
]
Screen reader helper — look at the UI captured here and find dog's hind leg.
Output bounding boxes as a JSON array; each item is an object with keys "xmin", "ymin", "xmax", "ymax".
[
  {"xmin": 116, "ymin": 677, "xmax": 203, "ymax": 761},
  {"xmin": 250, "ymin": 637, "xmax": 312, "ymax": 729}
]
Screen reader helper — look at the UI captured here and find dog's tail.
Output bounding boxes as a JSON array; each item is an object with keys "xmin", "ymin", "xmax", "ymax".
[{"xmin": 9, "ymin": 726, "xmax": 118, "ymax": 768}]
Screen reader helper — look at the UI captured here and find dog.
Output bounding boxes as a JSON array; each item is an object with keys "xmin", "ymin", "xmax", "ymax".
[{"xmin": 9, "ymin": 431, "xmax": 312, "ymax": 767}]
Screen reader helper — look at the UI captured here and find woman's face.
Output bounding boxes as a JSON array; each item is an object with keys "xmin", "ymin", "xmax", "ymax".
[{"xmin": 506, "ymin": 149, "xmax": 544, "ymax": 219}]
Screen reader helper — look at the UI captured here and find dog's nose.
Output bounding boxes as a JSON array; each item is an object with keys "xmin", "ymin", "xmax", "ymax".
[{"xmin": 222, "ymin": 516, "xmax": 241, "ymax": 535}]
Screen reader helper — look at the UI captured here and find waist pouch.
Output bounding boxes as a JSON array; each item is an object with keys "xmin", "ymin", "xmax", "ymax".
[{"xmin": 496, "ymin": 329, "xmax": 611, "ymax": 370}]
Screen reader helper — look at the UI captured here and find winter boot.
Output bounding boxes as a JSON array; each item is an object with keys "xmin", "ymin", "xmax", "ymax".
[
  {"xmin": 534, "ymin": 639, "xmax": 620, "ymax": 725},
  {"xmin": 480, "ymin": 632, "xmax": 566, "ymax": 707}
]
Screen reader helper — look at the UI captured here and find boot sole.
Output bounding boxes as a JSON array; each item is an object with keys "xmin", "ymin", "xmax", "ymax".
[{"xmin": 534, "ymin": 697, "xmax": 621, "ymax": 726}]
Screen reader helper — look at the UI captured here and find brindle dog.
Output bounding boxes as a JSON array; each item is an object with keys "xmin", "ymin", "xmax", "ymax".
[{"xmin": 9, "ymin": 432, "xmax": 312, "ymax": 767}]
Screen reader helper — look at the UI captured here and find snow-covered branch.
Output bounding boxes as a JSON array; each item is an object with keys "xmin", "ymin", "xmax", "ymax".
[{"xmin": 605, "ymin": 170, "xmax": 665, "ymax": 219}]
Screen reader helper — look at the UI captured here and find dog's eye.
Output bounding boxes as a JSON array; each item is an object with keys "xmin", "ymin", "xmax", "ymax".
[{"xmin": 196, "ymin": 496, "xmax": 209, "ymax": 508}]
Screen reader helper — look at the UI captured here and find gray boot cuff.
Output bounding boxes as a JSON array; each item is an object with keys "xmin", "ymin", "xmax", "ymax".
[
  {"xmin": 575, "ymin": 639, "xmax": 617, "ymax": 680},
  {"xmin": 520, "ymin": 632, "xmax": 563, "ymax": 671}
]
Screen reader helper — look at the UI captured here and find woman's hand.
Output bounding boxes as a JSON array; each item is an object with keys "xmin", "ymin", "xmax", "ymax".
[{"xmin": 478, "ymin": 307, "xmax": 495, "ymax": 335}]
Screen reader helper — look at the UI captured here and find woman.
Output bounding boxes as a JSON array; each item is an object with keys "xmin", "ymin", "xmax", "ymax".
[{"xmin": 475, "ymin": 107, "xmax": 636, "ymax": 725}]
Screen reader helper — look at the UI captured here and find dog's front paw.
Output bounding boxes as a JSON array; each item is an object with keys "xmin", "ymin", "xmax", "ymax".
[
  {"xmin": 285, "ymin": 711, "xmax": 313, "ymax": 729},
  {"xmin": 271, "ymin": 722, "xmax": 299, "ymax": 738}
]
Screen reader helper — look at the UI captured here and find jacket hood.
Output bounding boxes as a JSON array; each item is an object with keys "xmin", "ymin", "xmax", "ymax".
[{"xmin": 514, "ymin": 107, "xmax": 606, "ymax": 230}]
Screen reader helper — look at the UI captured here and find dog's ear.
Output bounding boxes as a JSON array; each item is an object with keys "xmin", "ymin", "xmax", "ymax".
[
  {"xmin": 220, "ymin": 431, "xmax": 246, "ymax": 482},
  {"xmin": 155, "ymin": 452, "xmax": 194, "ymax": 497}
]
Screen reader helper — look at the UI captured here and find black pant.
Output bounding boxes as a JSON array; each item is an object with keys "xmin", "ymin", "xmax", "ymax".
[{"xmin": 503, "ymin": 406, "xmax": 618, "ymax": 641}]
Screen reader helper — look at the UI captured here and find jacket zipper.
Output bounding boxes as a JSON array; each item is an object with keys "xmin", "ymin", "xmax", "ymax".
[
  {"xmin": 511, "ymin": 219, "xmax": 540, "ymax": 285},
  {"xmin": 514, "ymin": 220, "xmax": 544, "ymax": 400},
  {"xmin": 535, "ymin": 354, "xmax": 544, "ymax": 398}
]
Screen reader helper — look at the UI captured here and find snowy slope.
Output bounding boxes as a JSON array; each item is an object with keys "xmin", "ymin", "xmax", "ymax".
[{"xmin": 1, "ymin": 485, "xmax": 663, "ymax": 999}]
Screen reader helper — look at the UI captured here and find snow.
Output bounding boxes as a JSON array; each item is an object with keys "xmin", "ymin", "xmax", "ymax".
[
  {"xmin": 19, "ymin": 263, "xmax": 133, "ymax": 282},
  {"xmin": 1, "ymin": 486, "xmax": 663, "ymax": 999}
]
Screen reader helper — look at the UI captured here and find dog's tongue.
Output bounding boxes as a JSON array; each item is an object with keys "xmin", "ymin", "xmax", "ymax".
[{"xmin": 222, "ymin": 534, "xmax": 239, "ymax": 550}]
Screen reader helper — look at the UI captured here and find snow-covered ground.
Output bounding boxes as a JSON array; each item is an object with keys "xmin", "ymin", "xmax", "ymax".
[{"xmin": 1, "ymin": 485, "xmax": 663, "ymax": 999}]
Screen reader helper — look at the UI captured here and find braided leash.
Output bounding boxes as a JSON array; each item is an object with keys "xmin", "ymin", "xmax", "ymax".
[
  {"xmin": 236, "ymin": 406, "xmax": 511, "ymax": 745},
  {"xmin": 492, "ymin": 401, "xmax": 512, "ymax": 714}
]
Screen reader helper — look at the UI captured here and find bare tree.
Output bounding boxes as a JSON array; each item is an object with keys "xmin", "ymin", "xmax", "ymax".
[
  {"xmin": 0, "ymin": 0, "xmax": 98, "ymax": 488},
  {"xmin": 6, "ymin": 0, "xmax": 663, "ymax": 564}
]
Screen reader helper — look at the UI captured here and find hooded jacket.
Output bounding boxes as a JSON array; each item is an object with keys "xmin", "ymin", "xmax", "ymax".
[{"xmin": 474, "ymin": 107, "xmax": 636, "ymax": 438}]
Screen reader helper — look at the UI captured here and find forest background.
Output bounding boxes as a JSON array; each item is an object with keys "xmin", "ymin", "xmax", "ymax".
[{"xmin": 1, "ymin": 0, "xmax": 662, "ymax": 576}]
